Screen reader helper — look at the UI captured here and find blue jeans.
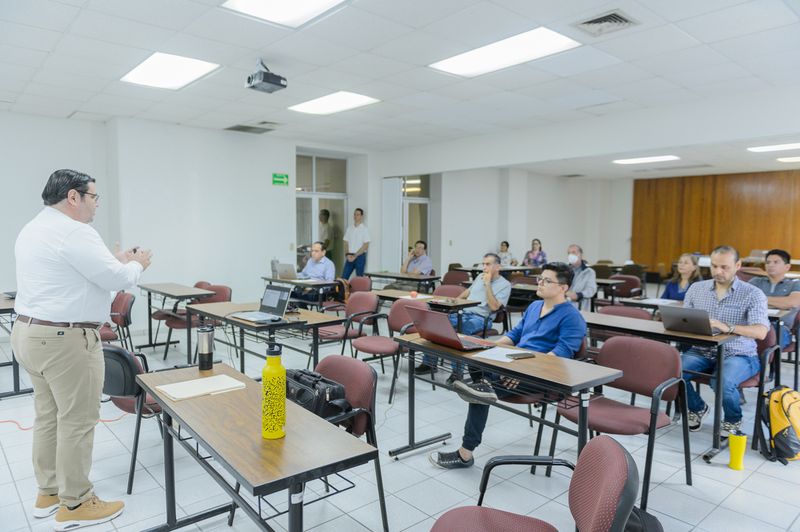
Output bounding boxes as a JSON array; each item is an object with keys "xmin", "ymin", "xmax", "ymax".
[
  {"xmin": 681, "ymin": 350, "xmax": 760, "ymax": 423},
  {"xmin": 421, "ymin": 313, "xmax": 487, "ymax": 370},
  {"xmin": 342, "ymin": 253, "xmax": 366, "ymax": 279}
]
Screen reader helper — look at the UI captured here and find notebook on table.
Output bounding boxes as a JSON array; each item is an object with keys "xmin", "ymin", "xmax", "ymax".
[
  {"xmin": 229, "ymin": 285, "xmax": 291, "ymax": 324},
  {"xmin": 405, "ymin": 306, "xmax": 493, "ymax": 351},
  {"xmin": 156, "ymin": 374, "xmax": 245, "ymax": 401}
]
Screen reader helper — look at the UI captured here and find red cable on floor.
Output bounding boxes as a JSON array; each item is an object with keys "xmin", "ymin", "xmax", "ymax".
[{"xmin": 0, "ymin": 412, "xmax": 130, "ymax": 431}]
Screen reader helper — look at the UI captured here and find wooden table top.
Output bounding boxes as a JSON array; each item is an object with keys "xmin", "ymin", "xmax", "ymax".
[
  {"xmin": 395, "ymin": 333, "xmax": 622, "ymax": 393},
  {"xmin": 138, "ymin": 283, "xmax": 216, "ymax": 299},
  {"xmin": 373, "ymin": 289, "xmax": 480, "ymax": 310},
  {"xmin": 581, "ymin": 310, "xmax": 734, "ymax": 346},
  {"xmin": 261, "ymin": 276, "xmax": 339, "ymax": 287},
  {"xmin": 137, "ymin": 364, "xmax": 376, "ymax": 496},
  {"xmin": 187, "ymin": 301, "xmax": 343, "ymax": 329},
  {"xmin": 596, "ymin": 279, "xmax": 625, "ymax": 286},
  {"xmin": 365, "ymin": 271, "xmax": 440, "ymax": 281},
  {"xmin": 510, "ymin": 283, "xmax": 539, "ymax": 293}
]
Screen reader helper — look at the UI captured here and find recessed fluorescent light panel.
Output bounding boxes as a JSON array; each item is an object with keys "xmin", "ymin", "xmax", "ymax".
[
  {"xmin": 222, "ymin": 0, "xmax": 347, "ymax": 28},
  {"xmin": 429, "ymin": 27, "xmax": 580, "ymax": 77},
  {"xmin": 747, "ymin": 142, "xmax": 800, "ymax": 153},
  {"xmin": 289, "ymin": 91, "xmax": 379, "ymax": 115},
  {"xmin": 777, "ymin": 156, "xmax": 800, "ymax": 163},
  {"xmin": 612, "ymin": 155, "xmax": 680, "ymax": 165},
  {"xmin": 121, "ymin": 52, "xmax": 219, "ymax": 89}
]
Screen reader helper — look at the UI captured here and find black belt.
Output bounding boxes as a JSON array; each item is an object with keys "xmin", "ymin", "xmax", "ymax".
[{"xmin": 17, "ymin": 315, "xmax": 102, "ymax": 329}]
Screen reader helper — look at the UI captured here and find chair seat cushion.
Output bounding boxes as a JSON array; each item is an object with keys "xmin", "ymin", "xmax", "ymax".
[
  {"xmin": 319, "ymin": 325, "xmax": 364, "ymax": 340},
  {"xmin": 99, "ymin": 324, "xmax": 117, "ymax": 342},
  {"xmin": 152, "ymin": 309, "xmax": 182, "ymax": 320},
  {"xmin": 558, "ymin": 397, "xmax": 671, "ymax": 435},
  {"xmin": 352, "ymin": 335, "xmax": 398, "ymax": 355},
  {"xmin": 165, "ymin": 316, "xmax": 216, "ymax": 329},
  {"xmin": 433, "ymin": 506, "xmax": 557, "ymax": 532},
  {"xmin": 110, "ymin": 395, "xmax": 162, "ymax": 415}
]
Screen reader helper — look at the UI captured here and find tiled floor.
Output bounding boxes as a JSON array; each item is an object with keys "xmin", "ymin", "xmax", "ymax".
[{"xmin": 2, "ymin": 307, "xmax": 800, "ymax": 531}]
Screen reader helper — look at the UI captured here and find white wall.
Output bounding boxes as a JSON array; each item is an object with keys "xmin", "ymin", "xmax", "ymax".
[{"xmin": 112, "ymin": 119, "xmax": 297, "ymax": 328}]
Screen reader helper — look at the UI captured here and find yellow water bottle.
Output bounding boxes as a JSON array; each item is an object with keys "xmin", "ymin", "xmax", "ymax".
[
  {"xmin": 728, "ymin": 430, "xmax": 747, "ymax": 470},
  {"xmin": 261, "ymin": 343, "xmax": 286, "ymax": 439}
]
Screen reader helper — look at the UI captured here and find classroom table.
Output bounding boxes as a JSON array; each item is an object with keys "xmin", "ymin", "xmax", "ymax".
[
  {"xmin": 387, "ymin": 333, "xmax": 622, "ymax": 459},
  {"xmin": 581, "ymin": 310, "xmax": 735, "ymax": 461},
  {"xmin": 372, "ymin": 289, "xmax": 479, "ymax": 331},
  {"xmin": 137, "ymin": 283, "xmax": 215, "ymax": 350},
  {"xmin": 261, "ymin": 276, "xmax": 340, "ymax": 311},
  {"xmin": 365, "ymin": 271, "xmax": 440, "ymax": 291},
  {"xmin": 591, "ymin": 278, "xmax": 626, "ymax": 310},
  {"xmin": 186, "ymin": 302, "xmax": 343, "ymax": 369},
  {"xmin": 138, "ymin": 364, "xmax": 388, "ymax": 532},
  {"xmin": 454, "ymin": 266, "xmax": 534, "ymax": 279},
  {"xmin": 0, "ymin": 295, "xmax": 33, "ymax": 399}
]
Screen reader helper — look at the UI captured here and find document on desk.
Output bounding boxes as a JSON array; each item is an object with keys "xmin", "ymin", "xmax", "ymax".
[
  {"xmin": 473, "ymin": 346, "xmax": 529, "ymax": 362},
  {"xmin": 767, "ymin": 308, "xmax": 781, "ymax": 316},
  {"xmin": 401, "ymin": 294, "xmax": 433, "ymax": 299},
  {"xmin": 639, "ymin": 298, "xmax": 680, "ymax": 306},
  {"xmin": 156, "ymin": 374, "xmax": 246, "ymax": 401}
]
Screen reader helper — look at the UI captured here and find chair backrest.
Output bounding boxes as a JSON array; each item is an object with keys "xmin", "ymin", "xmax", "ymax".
[
  {"xmin": 591, "ymin": 264, "xmax": 613, "ymax": 279},
  {"xmin": 315, "ymin": 355, "xmax": 377, "ymax": 438},
  {"xmin": 597, "ymin": 336, "xmax": 681, "ymax": 400},
  {"xmin": 102, "ymin": 344, "xmax": 142, "ymax": 398},
  {"xmin": 188, "ymin": 281, "xmax": 213, "ymax": 304},
  {"xmin": 349, "ymin": 276, "xmax": 372, "ymax": 292},
  {"xmin": 756, "ymin": 327, "xmax": 778, "ymax": 364},
  {"xmin": 345, "ymin": 291, "xmax": 379, "ymax": 322},
  {"xmin": 609, "ymin": 274, "xmax": 641, "ymax": 297},
  {"xmin": 447, "ymin": 262, "xmax": 463, "ymax": 272},
  {"xmin": 596, "ymin": 259, "xmax": 614, "ymax": 265},
  {"xmin": 735, "ymin": 270, "xmax": 754, "ymax": 282},
  {"xmin": 388, "ymin": 299, "xmax": 429, "ymax": 334},
  {"xmin": 205, "ymin": 284, "xmax": 232, "ymax": 304},
  {"xmin": 620, "ymin": 264, "xmax": 644, "ymax": 277},
  {"xmin": 569, "ymin": 435, "xmax": 639, "ymax": 532},
  {"xmin": 442, "ymin": 270, "xmax": 470, "ymax": 285},
  {"xmin": 598, "ymin": 305, "xmax": 651, "ymax": 321},
  {"xmin": 110, "ymin": 291, "xmax": 135, "ymax": 327},
  {"xmin": 433, "ymin": 284, "xmax": 463, "ymax": 298},
  {"xmin": 512, "ymin": 276, "xmax": 538, "ymax": 286}
]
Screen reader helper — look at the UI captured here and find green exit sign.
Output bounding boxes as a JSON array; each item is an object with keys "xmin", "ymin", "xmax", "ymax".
[{"xmin": 272, "ymin": 173, "xmax": 289, "ymax": 186}]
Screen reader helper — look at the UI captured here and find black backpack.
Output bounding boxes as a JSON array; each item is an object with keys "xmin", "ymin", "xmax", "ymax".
[{"xmin": 286, "ymin": 369, "xmax": 350, "ymax": 420}]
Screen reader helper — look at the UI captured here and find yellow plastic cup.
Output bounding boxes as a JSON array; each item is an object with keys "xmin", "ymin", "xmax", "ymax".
[{"xmin": 728, "ymin": 431, "xmax": 747, "ymax": 471}]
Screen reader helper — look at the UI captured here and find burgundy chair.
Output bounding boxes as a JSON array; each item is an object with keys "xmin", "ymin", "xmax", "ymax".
[
  {"xmin": 442, "ymin": 270, "xmax": 470, "ymax": 286},
  {"xmin": 590, "ymin": 305, "xmax": 653, "ymax": 346},
  {"xmin": 318, "ymin": 292, "xmax": 380, "ymax": 356},
  {"xmin": 151, "ymin": 281, "xmax": 211, "ymax": 345},
  {"xmin": 349, "ymin": 276, "xmax": 372, "ymax": 293},
  {"xmin": 782, "ymin": 314, "xmax": 799, "ymax": 390},
  {"xmin": 102, "ymin": 345, "xmax": 160, "ymax": 495},
  {"xmin": 474, "ymin": 306, "xmax": 509, "ymax": 338},
  {"xmin": 548, "ymin": 336, "xmax": 691, "ymax": 511},
  {"xmin": 351, "ymin": 299, "xmax": 428, "ymax": 402},
  {"xmin": 590, "ymin": 264, "xmax": 613, "ymax": 279},
  {"xmin": 320, "ymin": 278, "xmax": 348, "ymax": 315},
  {"xmin": 432, "ymin": 435, "xmax": 639, "ymax": 532},
  {"xmin": 162, "ymin": 284, "xmax": 231, "ymax": 360},
  {"xmin": 432, "ymin": 284, "xmax": 464, "ymax": 298},
  {"xmin": 506, "ymin": 276, "xmax": 539, "ymax": 318},
  {"xmin": 596, "ymin": 274, "xmax": 641, "ymax": 308},
  {"xmin": 100, "ymin": 291, "xmax": 136, "ymax": 350}
]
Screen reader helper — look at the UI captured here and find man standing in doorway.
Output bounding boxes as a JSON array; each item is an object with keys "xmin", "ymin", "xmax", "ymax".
[
  {"xmin": 318, "ymin": 209, "xmax": 331, "ymax": 251},
  {"xmin": 342, "ymin": 207, "xmax": 370, "ymax": 279},
  {"xmin": 12, "ymin": 169, "xmax": 152, "ymax": 530}
]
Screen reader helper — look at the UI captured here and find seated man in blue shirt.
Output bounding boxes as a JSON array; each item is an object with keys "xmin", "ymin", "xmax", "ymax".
[
  {"xmin": 430, "ymin": 262, "xmax": 587, "ymax": 469},
  {"xmin": 385, "ymin": 240, "xmax": 434, "ymax": 291},
  {"xmin": 293, "ymin": 241, "xmax": 335, "ymax": 307},
  {"xmin": 682, "ymin": 245, "xmax": 769, "ymax": 435}
]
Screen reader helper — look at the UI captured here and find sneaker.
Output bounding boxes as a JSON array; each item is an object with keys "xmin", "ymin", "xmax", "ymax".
[
  {"xmin": 445, "ymin": 373, "xmax": 462, "ymax": 386},
  {"xmin": 32, "ymin": 493, "xmax": 59, "ymax": 518},
  {"xmin": 429, "ymin": 449, "xmax": 474, "ymax": 469},
  {"xmin": 687, "ymin": 403, "xmax": 709, "ymax": 432},
  {"xmin": 54, "ymin": 496, "xmax": 124, "ymax": 531},
  {"xmin": 414, "ymin": 363, "xmax": 437, "ymax": 375},
  {"xmin": 453, "ymin": 378, "xmax": 497, "ymax": 404},
  {"xmin": 721, "ymin": 420, "xmax": 742, "ymax": 437}
]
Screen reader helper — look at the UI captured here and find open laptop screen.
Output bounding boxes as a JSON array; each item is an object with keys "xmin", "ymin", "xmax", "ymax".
[{"xmin": 261, "ymin": 286, "xmax": 290, "ymax": 314}]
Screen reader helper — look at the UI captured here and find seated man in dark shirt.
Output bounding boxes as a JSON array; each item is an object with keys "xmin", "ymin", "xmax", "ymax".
[{"xmin": 429, "ymin": 262, "xmax": 587, "ymax": 469}]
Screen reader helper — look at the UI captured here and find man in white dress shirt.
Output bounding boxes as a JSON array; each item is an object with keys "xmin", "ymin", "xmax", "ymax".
[
  {"xmin": 342, "ymin": 207, "xmax": 370, "ymax": 279},
  {"xmin": 12, "ymin": 169, "xmax": 152, "ymax": 530}
]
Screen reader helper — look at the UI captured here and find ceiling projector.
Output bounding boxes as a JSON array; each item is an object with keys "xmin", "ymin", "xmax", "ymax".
[{"xmin": 246, "ymin": 59, "xmax": 287, "ymax": 93}]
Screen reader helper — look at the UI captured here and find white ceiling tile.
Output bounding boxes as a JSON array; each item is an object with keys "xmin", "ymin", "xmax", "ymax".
[
  {"xmin": 100, "ymin": 81, "xmax": 171, "ymax": 102},
  {"xmin": 14, "ymin": 93, "xmax": 80, "ymax": 113},
  {"xmin": 329, "ymin": 53, "xmax": 415, "ymax": 80},
  {"xmin": 371, "ymin": 30, "xmax": 468, "ymax": 66},
  {"xmin": 645, "ymin": 0, "xmax": 750, "ymax": 22},
  {"xmin": 420, "ymin": 1, "xmax": 537, "ymax": 48},
  {"xmin": 605, "ymin": 76, "xmax": 680, "ymax": 99},
  {"xmin": 380, "ymin": 67, "xmax": 459, "ymax": 91},
  {"xmin": 514, "ymin": 78, "xmax": 593, "ymax": 100},
  {"xmin": 0, "ymin": 89, "xmax": 19, "ymax": 102},
  {"xmin": 595, "ymin": 24, "xmax": 701, "ymax": 61},
  {"xmin": 712, "ymin": 23, "xmax": 800, "ymax": 62},
  {"xmin": 661, "ymin": 61, "xmax": 751, "ymax": 88},
  {"xmin": 0, "ymin": 77, "xmax": 30, "ymax": 93},
  {"xmin": 23, "ymin": 82, "xmax": 96, "ymax": 102},
  {"xmin": 338, "ymin": 79, "xmax": 417, "ymax": 101},
  {"xmin": 353, "ymin": 0, "xmax": 482, "ymax": 29},
  {"xmin": 571, "ymin": 62, "xmax": 654, "ymax": 89},
  {"xmin": 622, "ymin": 87, "xmax": 701, "ymax": 107},
  {"xmin": 0, "ymin": 0, "xmax": 79, "ymax": 31},
  {"xmin": 690, "ymin": 76, "xmax": 772, "ymax": 97},
  {"xmin": 0, "ymin": 61, "xmax": 37, "ymax": 82},
  {"xmin": 489, "ymin": 0, "xmax": 610, "ymax": 24},
  {"xmin": 428, "ymin": 80, "xmax": 502, "ymax": 101},
  {"xmin": 70, "ymin": 10, "xmax": 176, "ymax": 49},
  {"xmin": 534, "ymin": 46, "xmax": 622, "ymax": 77},
  {"xmin": 68, "ymin": 111, "xmax": 110, "ymax": 122},
  {"xmin": 137, "ymin": 103, "xmax": 206, "ymax": 121},
  {"xmin": 262, "ymin": 33, "xmax": 360, "ymax": 67},
  {"xmin": 0, "ymin": 20, "xmax": 61, "ymax": 51},
  {"xmin": 304, "ymin": 6, "xmax": 414, "ymax": 51},
  {"xmin": 79, "ymin": 93, "xmax": 153, "ymax": 115},
  {"xmin": 478, "ymin": 66, "xmax": 557, "ymax": 91},
  {"xmin": 0, "ymin": 44, "xmax": 48, "ymax": 68},
  {"xmin": 53, "ymin": 35, "xmax": 152, "ymax": 68},
  {"xmin": 11, "ymin": 102, "xmax": 74, "ymax": 118},
  {"xmin": 31, "ymin": 69, "xmax": 111, "ymax": 91},
  {"xmin": 291, "ymin": 67, "xmax": 373, "ymax": 91},
  {"xmin": 468, "ymin": 91, "xmax": 543, "ymax": 111},
  {"xmin": 547, "ymin": 89, "xmax": 620, "ymax": 110},
  {"xmin": 676, "ymin": 0, "xmax": 799, "ymax": 43},
  {"xmin": 736, "ymin": 51, "xmax": 800, "ymax": 84},
  {"xmin": 579, "ymin": 100, "xmax": 642, "ymax": 116},
  {"xmin": 160, "ymin": 33, "xmax": 252, "ymax": 65},
  {"xmin": 184, "ymin": 8, "xmax": 290, "ymax": 49},
  {"xmin": 85, "ymin": 0, "xmax": 211, "ymax": 31},
  {"xmin": 390, "ymin": 91, "xmax": 461, "ymax": 111},
  {"xmin": 631, "ymin": 45, "xmax": 730, "ymax": 77},
  {"xmin": 40, "ymin": 53, "xmax": 134, "ymax": 79}
]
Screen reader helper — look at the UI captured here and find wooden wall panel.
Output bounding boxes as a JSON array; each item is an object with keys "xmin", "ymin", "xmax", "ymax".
[{"xmin": 632, "ymin": 170, "xmax": 800, "ymax": 270}]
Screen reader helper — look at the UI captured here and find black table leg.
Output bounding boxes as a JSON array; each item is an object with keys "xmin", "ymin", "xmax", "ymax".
[
  {"xmin": 702, "ymin": 345, "xmax": 725, "ymax": 462},
  {"xmin": 163, "ymin": 412, "xmax": 177, "ymax": 526},
  {"xmin": 577, "ymin": 390, "xmax": 589, "ymax": 454},
  {"xmin": 287, "ymin": 483, "xmax": 304, "ymax": 532},
  {"xmin": 186, "ymin": 309, "xmax": 193, "ymax": 365},
  {"xmin": 239, "ymin": 328, "xmax": 246, "ymax": 374},
  {"xmin": 312, "ymin": 327, "xmax": 320, "ymax": 368}
]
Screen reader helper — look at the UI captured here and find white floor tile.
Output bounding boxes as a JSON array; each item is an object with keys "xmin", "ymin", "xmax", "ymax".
[
  {"xmin": 394, "ymin": 477, "xmax": 473, "ymax": 516},
  {"xmin": 350, "ymin": 495, "xmax": 435, "ymax": 531},
  {"xmin": 719, "ymin": 487, "xmax": 800, "ymax": 528},
  {"xmin": 697, "ymin": 506, "xmax": 784, "ymax": 532}
]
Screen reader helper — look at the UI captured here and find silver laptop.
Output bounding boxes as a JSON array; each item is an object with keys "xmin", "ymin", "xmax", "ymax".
[
  {"xmin": 230, "ymin": 285, "xmax": 292, "ymax": 323},
  {"xmin": 659, "ymin": 305, "xmax": 720, "ymax": 336},
  {"xmin": 276, "ymin": 263, "xmax": 298, "ymax": 280}
]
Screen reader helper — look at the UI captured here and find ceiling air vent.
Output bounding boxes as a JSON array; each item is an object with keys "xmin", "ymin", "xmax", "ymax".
[
  {"xmin": 575, "ymin": 10, "xmax": 638, "ymax": 37},
  {"xmin": 225, "ymin": 124, "xmax": 276, "ymax": 134}
]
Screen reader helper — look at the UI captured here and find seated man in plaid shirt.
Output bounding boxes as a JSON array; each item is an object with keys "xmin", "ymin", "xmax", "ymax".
[{"xmin": 682, "ymin": 245, "xmax": 769, "ymax": 435}]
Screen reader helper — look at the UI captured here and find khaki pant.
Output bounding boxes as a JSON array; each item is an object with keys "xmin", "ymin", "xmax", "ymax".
[{"xmin": 11, "ymin": 321, "xmax": 104, "ymax": 506}]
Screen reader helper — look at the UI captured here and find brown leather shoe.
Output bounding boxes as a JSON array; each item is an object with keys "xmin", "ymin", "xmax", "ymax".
[
  {"xmin": 54, "ymin": 496, "xmax": 124, "ymax": 531},
  {"xmin": 32, "ymin": 493, "xmax": 59, "ymax": 518}
]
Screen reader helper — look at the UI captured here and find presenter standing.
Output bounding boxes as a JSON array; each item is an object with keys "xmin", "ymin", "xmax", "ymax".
[{"xmin": 342, "ymin": 207, "xmax": 370, "ymax": 279}]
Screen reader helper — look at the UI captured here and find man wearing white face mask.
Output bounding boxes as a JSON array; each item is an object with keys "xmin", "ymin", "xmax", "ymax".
[{"xmin": 565, "ymin": 244, "xmax": 596, "ymax": 310}]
